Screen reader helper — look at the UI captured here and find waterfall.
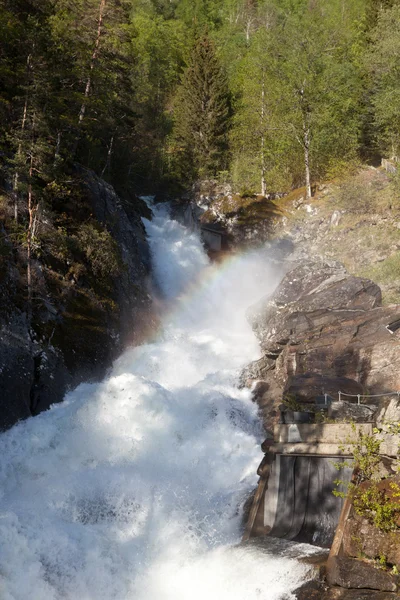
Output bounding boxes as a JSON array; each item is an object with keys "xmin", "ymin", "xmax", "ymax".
[{"xmin": 0, "ymin": 202, "xmax": 318, "ymax": 600}]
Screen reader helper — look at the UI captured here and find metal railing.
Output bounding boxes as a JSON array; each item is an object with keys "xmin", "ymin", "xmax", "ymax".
[{"xmin": 333, "ymin": 391, "xmax": 400, "ymax": 405}]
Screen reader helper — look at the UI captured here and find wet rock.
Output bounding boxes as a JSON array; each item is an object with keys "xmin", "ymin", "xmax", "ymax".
[
  {"xmin": 294, "ymin": 580, "xmax": 400, "ymax": 599},
  {"xmin": 326, "ymin": 556, "xmax": 399, "ymax": 591},
  {"xmin": 0, "ymin": 316, "xmax": 33, "ymax": 429},
  {"xmin": 332, "ymin": 592, "xmax": 400, "ymax": 599},
  {"xmin": 78, "ymin": 166, "xmax": 152, "ymax": 345},
  {"xmin": 294, "ymin": 580, "xmax": 329, "ymax": 599}
]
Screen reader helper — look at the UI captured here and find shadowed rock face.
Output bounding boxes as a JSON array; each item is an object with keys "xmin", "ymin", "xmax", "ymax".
[
  {"xmin": 285, "ymin": 374, "xmax": 365, "ymax": 404},
  {"xmin": 244, "ymin": 261, "xmax": 400, "ymax": 430},
  {"xmin": 0, "ymin": 168, "xmax": 152, "ymax": 432}
]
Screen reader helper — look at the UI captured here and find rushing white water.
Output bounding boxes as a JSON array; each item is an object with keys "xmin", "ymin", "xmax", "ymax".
[{"xmin": 0, "ymin": 203, "xmax": 316, "ymax": 600}]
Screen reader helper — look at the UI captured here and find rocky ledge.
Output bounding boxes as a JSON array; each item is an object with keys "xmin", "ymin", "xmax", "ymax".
[{"xmin": 243, "ymin": 260, "xmax": 400, "ymax": 431}]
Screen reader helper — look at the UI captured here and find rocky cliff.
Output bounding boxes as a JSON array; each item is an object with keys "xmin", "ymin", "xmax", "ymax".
[
  {"xmin": 0, "ymin": 167, "xmax": 153, "ymax": 431},
  {"xmin": 243, "ymin": 260, "xmax": 400, "ymax": 432}
]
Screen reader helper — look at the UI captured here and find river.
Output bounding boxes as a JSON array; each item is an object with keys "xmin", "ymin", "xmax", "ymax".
[{"xmin": 0, "ymin": 201, "xmax": 318, "ymax": 599}]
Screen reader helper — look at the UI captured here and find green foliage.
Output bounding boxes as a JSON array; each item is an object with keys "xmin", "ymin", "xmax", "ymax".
[
  {"xmin": 366, "ymin": 4, "xmax": 400, "ymax": 158},
  {"xmin": 227, "ymin": 0, "xmax": 365, "ymax": 193},
  {"xmin": 334, "ymin": 423, "xmax": 400, "ymax": 532},
  {"xmin": 170, "ymin": 34, "xmax": 231, "ymax": 182},
  {"xmin": 75, "ymin": 222, "xmax": 122, "ymax": 281},
  {"xmin": 0, "ymin": 0, "xmax": 398, "ymax": 199},
  {"xmin": 282, "ymin": 394, "xmax": 302, "ymax": 412},
  {"xmin": 378, "ymin": 554, "xmax": 388, "ymax": 568},
  {"xmin": 352, "ymin": 481, "xmax": 400, "ymax": 532}
]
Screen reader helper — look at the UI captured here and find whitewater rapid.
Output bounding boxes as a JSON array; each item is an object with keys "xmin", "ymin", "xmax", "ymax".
[{"xmin": 0, "ymin": 202, "xmax": 315, "ymax": 599}]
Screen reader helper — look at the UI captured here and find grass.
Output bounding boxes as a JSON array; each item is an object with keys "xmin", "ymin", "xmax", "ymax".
[
  {"xmin": 358, "ymin": 252, "xmax": 400, "ymax": 304},
  {"xmin": 270, "ymin": 166, "xmax": 400, "ymax": 304}
]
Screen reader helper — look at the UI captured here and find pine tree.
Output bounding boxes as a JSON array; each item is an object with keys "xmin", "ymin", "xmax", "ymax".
[{"xmin": 171, "ymin": 35, "xmax": 231, "ymax": 181}]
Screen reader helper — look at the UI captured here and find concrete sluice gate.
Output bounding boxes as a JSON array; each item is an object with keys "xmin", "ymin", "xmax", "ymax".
[{"xmin": 260, "ymin": 455, "xmax": 353, "ymax": 548}]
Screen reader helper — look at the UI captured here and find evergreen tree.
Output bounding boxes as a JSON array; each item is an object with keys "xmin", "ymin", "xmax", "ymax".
[{"xmin": 171, "ymin": 35, "xmax": 231, "ymax": 181}]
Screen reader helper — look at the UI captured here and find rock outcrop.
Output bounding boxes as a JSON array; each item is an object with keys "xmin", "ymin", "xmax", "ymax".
[
  {"xmin": 0, "ymin": 168, "xmax": 152, "ymax": 431},
  {"xmin": 243, "ymin": 261, "xmax": 400, "ymax": 430},
  {"xmin": 295, "ymin": 580, "xmax": 400, "ymax": 599},
  {"xmin": 327, "ymin": 557, "xmax": 399, "ymax": 592}
]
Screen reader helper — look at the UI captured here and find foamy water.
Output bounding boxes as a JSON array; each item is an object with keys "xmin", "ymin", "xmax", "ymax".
[{"xmin": 0, "ymin": 202, "xmax": 314, "ymax": 599}]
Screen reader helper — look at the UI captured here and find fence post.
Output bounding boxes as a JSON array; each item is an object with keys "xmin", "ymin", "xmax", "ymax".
[
  {"xmin": 338, "ymin": 391, "xmax": 342, "ymax": 403},
  {"xmin": 324, "ymin": 393, "xmax": 328, "ymax": 406},
  {"xmin": 357, "ymin": 394, "xmax": 361, "ymax": 406}
]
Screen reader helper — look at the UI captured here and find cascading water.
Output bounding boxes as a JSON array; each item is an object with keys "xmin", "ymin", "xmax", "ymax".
[{"xmin": 0, "ymin": 202, "xmax": 318, "ymax": 600}]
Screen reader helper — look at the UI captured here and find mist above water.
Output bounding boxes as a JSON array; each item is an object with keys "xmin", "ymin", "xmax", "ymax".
[{"xmin": 0, "ymin": 202, "xmax": 315, "ymax": 599}]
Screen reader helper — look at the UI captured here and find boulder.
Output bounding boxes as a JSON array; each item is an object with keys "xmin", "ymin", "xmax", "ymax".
[
  {"xmin": 294, "ymin": 581, "xmax": 400, "ymax": 600},
  {"xmin": 328, "ymin": 401, "xmax": 378, "ymax": 423},
  {"xmin": 344, "ymin": 516, "xmax": 400, "ymax": 569},
  {"xmin": 326, "ymin": 557, "xmax": 399, "ymax": 591},
  {"xmin": 248, "ymin": 261, "xmax": 382, "ymax": 344},
  {"xmin": 376, "ymin": 399, "xmax": 400, "ymax": 429},
  {"xmin": 294, "ymin": 580, "xmax": 330, "ymax": 599}
]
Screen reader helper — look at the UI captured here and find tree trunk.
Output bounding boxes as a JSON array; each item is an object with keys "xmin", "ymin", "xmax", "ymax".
[
  {"xmin": 261, "ymin": 70, "xmax": 267, "ymax": 197},
  {"xmin": 303, "ymin": 122, "xmax": 311, "ymax": 199},
  {"xmin": 54, "ymin": 131, "xmax": 62, "ymax": 166},
  {"xmin": 101, "ymin": 133, "xmax": 114, "ymax": 178},
  {"xmin": 27, "ymin": 110, "xmax": 39, "ymax": 315},
  {"xmin": 78, "ymin": 0, "xmax": 107, "ymax": 126},
  {"xmin": 13, "ymin": 55, "xmax": 31, "ymax": 222},
  {"xmin": 27, "ymin": 153, "xmax": 34, "ymax": 307}
]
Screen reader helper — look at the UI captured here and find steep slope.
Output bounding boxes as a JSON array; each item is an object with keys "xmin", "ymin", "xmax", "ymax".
[
  {"xmin": 0, "ymin": 168, "xmax": 153, "ymax": 430},
  {"xmin": 275, "ymin": 167, "xmax": 400, "ymax": 304}
]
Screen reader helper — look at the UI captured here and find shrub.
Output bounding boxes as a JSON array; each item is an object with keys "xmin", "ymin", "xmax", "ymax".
[
  {"xmin": 75, "ymin": 222, "xmax": 122, "ymax": 280},
  {"xmin": 334, "ymin": 423, "xmax": 400, "ymax": 532}
]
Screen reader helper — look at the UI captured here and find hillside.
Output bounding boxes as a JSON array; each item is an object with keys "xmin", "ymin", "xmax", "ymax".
[
  {"xmin": 198, "ymin": 166, "xmax": 400, "ymax": 305},
  {"xmin": 276, "ymin": 167, "xmax": 400, "ymax": 305}
]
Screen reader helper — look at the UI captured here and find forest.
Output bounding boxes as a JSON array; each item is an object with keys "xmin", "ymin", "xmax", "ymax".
[{"xmin": 1, "ymin": 0, "xmax": 400, "ymax": 237}]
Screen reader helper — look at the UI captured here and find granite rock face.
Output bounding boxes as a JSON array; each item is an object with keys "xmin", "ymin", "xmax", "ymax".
[{"xmin": 244, "ymin": 261, "xmax": 400, "ymax": 429}]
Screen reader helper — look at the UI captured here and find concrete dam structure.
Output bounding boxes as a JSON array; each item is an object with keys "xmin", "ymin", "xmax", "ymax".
[
  {"xmin": 262, "ymin": 454, "xmax": 352, "ymax": 547},
  {"xmin": 243, "ymin": 424, "xmax": 362, "ymax": 548}
]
